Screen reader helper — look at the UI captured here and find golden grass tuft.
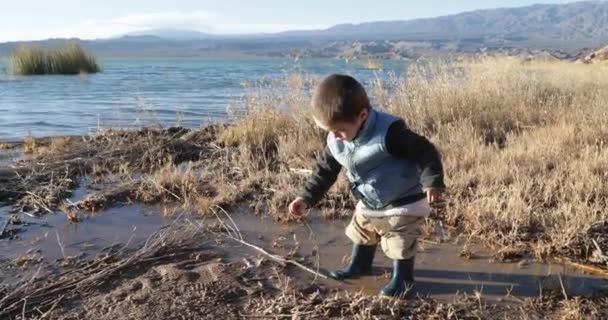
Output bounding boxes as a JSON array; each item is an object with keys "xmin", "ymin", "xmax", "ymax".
[
  {"xmin": 10, "ymin": 43, "xmax": 100, "ymax": 75},
  {"xmin": 21, "ymin": 136, "xmax": 78, "ymax": 156}
]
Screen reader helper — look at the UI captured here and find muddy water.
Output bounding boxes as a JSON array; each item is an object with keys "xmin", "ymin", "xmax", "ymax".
[
  {"xmin": 0, "ymin": 183, "xmax": 174, "ymax": 284},
  {"xmin": 0, "ymin": 146, "xmax": 21, "ymax": 167},
  {"xmin": 0, "ymin": 205, "xmax": 169, "ymax": 262},
  {"xmin": 223, "ymin": 210, "xmax": 607, "ymax": 302},
  {"xmin": 2, "ymin": 195, "xmax": 606, "ymax": 302}
]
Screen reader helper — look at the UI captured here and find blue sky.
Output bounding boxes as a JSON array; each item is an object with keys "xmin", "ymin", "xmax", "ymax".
[{"xmin": 0, "ymin": 0, "xmax": 579, "ymax": 41}]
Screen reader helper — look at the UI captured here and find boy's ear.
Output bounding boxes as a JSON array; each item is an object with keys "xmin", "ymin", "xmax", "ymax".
[{"xmin": 359, "ymin": 108, "xmax": 369, "ymax": 122}]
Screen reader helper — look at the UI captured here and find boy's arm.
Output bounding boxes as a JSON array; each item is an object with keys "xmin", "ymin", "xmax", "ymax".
[
  {"xmin": 298, "ymin": 146, "xmax": 342, "ymax": 207},
  {"xmin": 385, "ymin": 120, "xmax": 445, "ymax": 190}
]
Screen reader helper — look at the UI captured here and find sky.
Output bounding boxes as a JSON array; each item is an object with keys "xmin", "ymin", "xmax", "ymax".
[{"xmin": 0, "ymin": 0, "xmax": 581, "ymax": 42}]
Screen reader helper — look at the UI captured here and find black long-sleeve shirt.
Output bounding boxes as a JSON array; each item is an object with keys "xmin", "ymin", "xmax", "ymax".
[{"xmin": 299, "ymin": 120, "xmax": 445, "ymax": 207}]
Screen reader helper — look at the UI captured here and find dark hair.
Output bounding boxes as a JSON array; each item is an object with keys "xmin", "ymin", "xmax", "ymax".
[{"xmin": 312, "ymin": 74, "xmax": 370, "ymax": 123}]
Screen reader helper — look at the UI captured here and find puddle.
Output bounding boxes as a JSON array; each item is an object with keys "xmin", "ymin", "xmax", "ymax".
[
  {"xmin": 220, "ymin": 211, "xmax": 608, "ymax": 302},
  {"xmin": 0, "ymin": 146, "xmax": 22, "ymax": 168},
  {"xmin": 1, "ymin": 197, "xmax": 607, "ymax": 302},
  {"xmin": 0, "ymin": 204, "xmax": 170, "ymax": 261}
]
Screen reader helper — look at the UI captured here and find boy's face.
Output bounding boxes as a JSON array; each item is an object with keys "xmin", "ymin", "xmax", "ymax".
[{"xmin": 314, "ymin": 108, "xmax": 369, "ymax": 141}]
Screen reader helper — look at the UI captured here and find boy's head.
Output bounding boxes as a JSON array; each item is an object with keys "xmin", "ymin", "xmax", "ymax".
[{"xmin": 312, "ymin": 74, "xmax": 370, "ymax": 141}]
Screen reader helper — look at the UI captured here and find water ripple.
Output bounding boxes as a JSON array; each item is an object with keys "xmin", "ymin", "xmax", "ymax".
[{"xmin": 0, "ymin": 58, "xmax": 406, "ymax": 139}]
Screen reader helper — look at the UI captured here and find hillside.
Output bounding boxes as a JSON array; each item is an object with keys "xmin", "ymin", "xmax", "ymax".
[
  {"xmin": 2, "ymin": 1, "xmax": 608, "ymax": 58},
  {"xmin": 286, "ymin": 1, "xmax": 608, "ymax": 43}
]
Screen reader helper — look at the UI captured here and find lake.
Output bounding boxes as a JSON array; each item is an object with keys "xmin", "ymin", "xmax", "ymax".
[{"xmin": 0, "ymin": 58, "xmax": 407, "ymax": 140}]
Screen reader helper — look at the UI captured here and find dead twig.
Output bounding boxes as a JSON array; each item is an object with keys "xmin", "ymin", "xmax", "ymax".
[
  {"xmin": 212, "ymin": 206, "xmax": 328, "ymax": 280},
  {"xmin": 147, "ymin": 177, "xmax": 182, "ymax": 201},
  {"xmin": 55, "ymin": 229, "xmax": 68, "ymax": 260},
  {"xmin": 556, "ymin": 258, "xmax": 608, "ymax": 279},
  {"xmin": 0, "ymin": 217, "xmax": 10, "ymax": 238},
  {"xmin": 38, "ymin": 295, "xmax": 65, "ymax": 319},
  {"xmin": 558, "ymin": 274, "xmax": 568, "ymax": 301},
  {"xmin": 592, "ymin": 239, "xmax": 608, "ymax": 261},
  {"xmin": 289, "ymin": 168, "xmax": 312, "ymax": 176},
  {"xmin": 25, "ymin": 191, "xmax": 54, "ymax": 214}
]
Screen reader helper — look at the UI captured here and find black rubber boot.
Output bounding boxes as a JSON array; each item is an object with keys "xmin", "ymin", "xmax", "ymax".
[
  {"xmin": 329, "ymin": 244, "xmax": 376, "ymax": 280},
  {"xmin": 379, "ymin": 257, "xmax": 415, "ymax": 297}
]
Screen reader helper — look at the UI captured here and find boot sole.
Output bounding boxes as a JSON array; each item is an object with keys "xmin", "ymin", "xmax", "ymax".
[{"xmin": 329, "ymin": 271, "xmax": 372, "ymax": 281}]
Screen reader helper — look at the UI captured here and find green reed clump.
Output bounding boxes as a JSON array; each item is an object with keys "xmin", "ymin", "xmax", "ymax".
[{"xmin": 10, "ymin": 43, "xmax": 100, "ymax": 75}]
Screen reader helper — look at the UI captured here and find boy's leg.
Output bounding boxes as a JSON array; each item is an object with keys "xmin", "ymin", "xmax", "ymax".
[
  {"xmin": 375, "ymin": 215, "xmax": 423, "ymax": 297},
  {"xmin": 330, "ymin": 212, "xmax": 380, "ymax": 280},
  {"xmin": 379, "ymin": 215, "xmax": 422, "ymax": 261},
  {"xmin": 345, "ymin": 211, "xmax": 382, "ymax": 246}
]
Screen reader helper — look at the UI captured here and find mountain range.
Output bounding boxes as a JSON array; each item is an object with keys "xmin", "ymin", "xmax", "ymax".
[{"xmin": 2, "ymin": 1, "xmax": 608, "ymax": 59}]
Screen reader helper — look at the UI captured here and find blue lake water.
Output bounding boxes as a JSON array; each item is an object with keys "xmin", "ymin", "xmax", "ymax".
[{"xmin": 0, "ymin": 58, "xmax": 407, "ymax": 140}]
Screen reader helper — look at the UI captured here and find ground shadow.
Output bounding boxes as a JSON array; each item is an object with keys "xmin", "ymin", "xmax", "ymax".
[
  {"xmin": 315, "ymin": 265, "xmax": 607, "ymax": 299},
  {"xmin": 415, "ymin": 268, "xmax": 604, "ymax": 297}
]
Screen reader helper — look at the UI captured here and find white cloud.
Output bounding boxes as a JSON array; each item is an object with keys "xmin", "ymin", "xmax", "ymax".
[
  {"xmin": 1, "ymin": 10, "xmax": 328, "ymax": 41},
  {"xmin": 89, "ymin": 10, "xmax": 217, "ymax": 30},
  {"xmin": 2, "ymin": 25, "xmax": 136, "ymax": 42},
  {"xmin": 88, "ymin": 11, "xmax": 327, "ymax": 34},
  {"xmin": 214, "ymin": 23, "xmax": 329, "ymax": 34}
]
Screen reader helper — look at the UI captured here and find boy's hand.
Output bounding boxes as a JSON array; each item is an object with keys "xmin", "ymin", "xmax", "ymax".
[
  {"xmin": 288, "ymin": 197, "xmax": 309, "ymax": 217},
  {"xmin": 425, "ymin": 189, "xmax": 445, "ymax": 206}
]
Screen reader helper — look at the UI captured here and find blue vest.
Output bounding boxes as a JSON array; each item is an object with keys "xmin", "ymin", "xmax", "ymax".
[{"xmin": 326, "ymin": 109, "xmax": 423, "ymax": 209}]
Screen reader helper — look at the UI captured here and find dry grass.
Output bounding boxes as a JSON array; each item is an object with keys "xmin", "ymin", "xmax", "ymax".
[
  {"xmin": 22, "ymin": 136, "xmax": 77, "ymax": 156},
  {"xmin": 219, "ymin": 57, "xmax": 608, "ymax": 262},
  {"xmin": 247, "ymin": 285, "xmax": 608, "ymax": 319},
  {"xmin": 3, "ymin": 128, "xmax": 210, "ymax": 214},
  {"xmin": 10, "ymin": 43, "xmax": 100, "ymax": 75},
  {"xmin": 0, "ymin": 143, "xmax": 16, "ymax": 150}
]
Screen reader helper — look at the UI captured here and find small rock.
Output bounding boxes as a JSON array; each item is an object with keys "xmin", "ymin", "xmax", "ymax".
[{"xmin": 518, "ymin": 259, "xmax": 531, "ymax": 268}]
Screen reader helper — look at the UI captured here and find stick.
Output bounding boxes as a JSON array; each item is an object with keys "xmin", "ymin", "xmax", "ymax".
[
  {"xmin": 25, "ymin": 191, "xmax": 53, "ymax": 214},
  {"xmin": 556, "ymin": 258, "xmax": 608, "ymax": 279},
  {"xmin": 22, "ymin": 298, "xmax": 26, "ymax": 320},
  {"xmin": 0, "ymin": 217, "xmax": 9, "ymax": 238},
  {"xmin": 38, "ymin": 295, "xmax": 64, "ymax": 319},
  {"xmin": 592, "ymin": 239, "xmax": 608, "ymax": 260},
  {"xmin": 289, "ymin": 168, "xmax": 312, "ymax": 176},
  {"xmin": 558, "ymin": 274, "xmax": 568, "ymax": 301},
  {"xmin": 230, "ymin": 236, "xmax": 327, "ymax": 279},
  {"xmin": 240, "ymin": 312, "xmax": 317, "ymax": 318},
  {"xmin": 148, "ymin": 178, "xmax": 182, "ymax": 201},
  {"xmin": 301, "ymin": 219, "xmax": 322, "ymax": 283},
  {"xmin": 212, "ymin": 208, "xmax": 328, "ymax": 280},
  {"xmin": 55, "ymin": 230, "xmax": 67, "ymax": 260},
  {"xmin": 419, "ymin": 239, "xmax": 441, "ymax": 245}
]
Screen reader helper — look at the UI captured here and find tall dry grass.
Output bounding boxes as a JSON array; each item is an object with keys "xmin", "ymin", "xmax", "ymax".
[
  {"xmin": 10, "ymin": 43, "xmax": 100, "ymax": 75},
  {"xmin": 220, "ymin": 57, "xmax": 608, "ymax": 260}
]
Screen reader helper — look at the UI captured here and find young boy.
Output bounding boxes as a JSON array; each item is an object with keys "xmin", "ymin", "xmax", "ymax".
[{"xmin": 288, "ymin": 74, "xmax": 445, "ymax": 297}]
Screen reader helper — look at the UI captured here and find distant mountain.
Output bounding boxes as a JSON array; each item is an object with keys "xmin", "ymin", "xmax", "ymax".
[
  {"xmin": 2, "ymin": 1, "xmax": 608, "ymax": 58},
  {"xmin": 122, "ymin": 29, "xmax": 214, "ymax": 40},
  {"xmin": 281, "ymin": 1, "xmax": 608, "ymax": 43}
]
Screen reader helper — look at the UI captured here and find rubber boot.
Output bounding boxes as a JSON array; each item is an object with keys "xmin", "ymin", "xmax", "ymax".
[
  {"xmin": 329, "ymin": 244, "xmax": 376, "ymax": 280},
  {"xmin": 379, "ymin": 257, "xmax": 415, "ymax": 297}
]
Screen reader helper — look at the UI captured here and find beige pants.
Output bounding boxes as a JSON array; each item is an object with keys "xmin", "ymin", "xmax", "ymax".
[{"xmin": 345, "ymin": 212, "xmax": 423, "ymax": 260}]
